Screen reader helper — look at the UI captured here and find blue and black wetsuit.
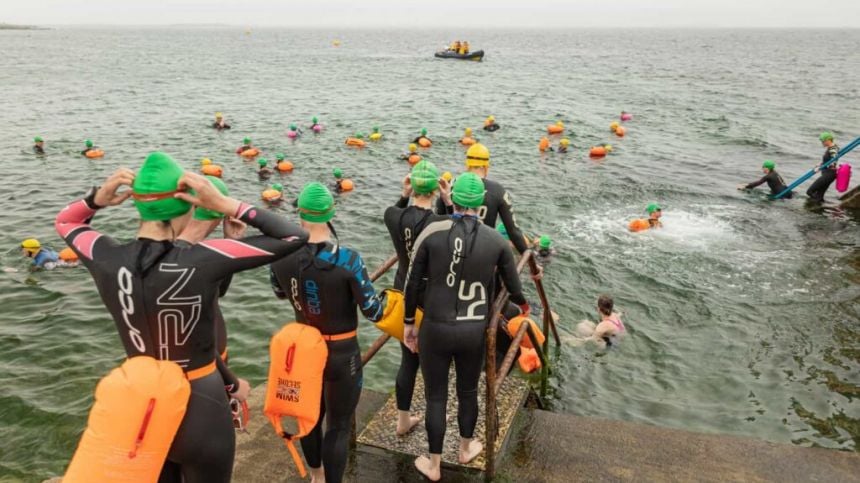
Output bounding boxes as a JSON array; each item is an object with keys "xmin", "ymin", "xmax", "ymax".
[
  {"xmin": 384, "ymin": 196, "xmax": 449, "ymax": 412},
  {"xmin": 807, "ymin": 144, "xmax": 840, "ymax": 202},
  {"xmin": 56, "ymin": 195, "xmax": 308, "ymax": 483},
  {"xmin": 404, "ymin": 215, "xmax": 525, "ymax": 455},
  {"xmin": 270, "ymin": 241, "xmax": 385, "ymax": 483}
]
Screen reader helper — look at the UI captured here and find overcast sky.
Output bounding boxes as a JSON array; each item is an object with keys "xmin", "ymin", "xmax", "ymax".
[{"xmin": 2, "ymin": 0, "xmax": 859, "ymax": 28}]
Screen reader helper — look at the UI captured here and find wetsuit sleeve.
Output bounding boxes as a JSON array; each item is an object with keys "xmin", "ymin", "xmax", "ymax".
[
  {"xmin": 434, "ymin": 197, "xmax": 453, "ymax": 215},
  {"xmin": 395, "ymin": 196, "xmax": 410, "ymax": 209},
  {"xmin": 404, "ymin": 238, "xmax": 429, "ymax": 324},
  {"xmin": 498, "ymin": 242, "xmax": 526, "ymax": 305},
  {"xmin": 348, "ymin": 252, "xmax": 385, "ymax": 322},
  {"xmin": 270, "ymin": 266, "xmax": 288, "ymax": 299},
  {"xmin": 54, "ymin": 195, "xmax": 121, "ymax": 269},
  {"xmin": 195, "ymin": 203, "xmax": 308, "ymax": 281},
  {"xmin": 498, "ymin": 190, "xmax": 529, "ymax": 254},
  {"xmin": 745, "ymin": 174, "xmax": 769, "ymax": 189},
  {"xmin": 218, "ymin": 275, "xmax": 233, "ymax": 297},
  {"xmin": 216, "ymin": 354, "xmax": 239, "ymax": 393}
]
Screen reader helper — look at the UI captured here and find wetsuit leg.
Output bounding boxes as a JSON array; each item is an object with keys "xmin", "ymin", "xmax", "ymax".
[
  {"xmin": 301, "ymin": 338, "xmax": 362, "ymax": 483},
  {"xmin": 419, "ymin": 322, "xmax": 453, "ymax": 454},
  {"xmin": 396, "ymin": 342, "xmax": 420, "ymax": 411},
  {"xmin": 453, "ymin": 323, "xmax": 486, "ymax": 440},
  {"xmin": 301, "ymin": 394, "xmax": 325, "ymax": 470},
  {"xmin": 162, "ymin": 371, "xmax": 235, "ymax": 483},
  {"xmin": 807, "ymin": 169, "xmax": 837, "ymax": 202}
]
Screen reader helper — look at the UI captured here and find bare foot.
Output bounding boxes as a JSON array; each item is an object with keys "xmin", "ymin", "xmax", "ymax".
[
  {"xmin": 414, "ymin": 455, "xmax": 441, "ymax": 481},
  {"xmin": 309, "ymin": 466, "xmax": 325, "ymax": 483},
  {"xmin": 396, "ymin": 414, "xmax": 422, "ymax": 436},
  {"xmin": 458, "ymin": 439, "xmax": 483, "ymax": 464}
]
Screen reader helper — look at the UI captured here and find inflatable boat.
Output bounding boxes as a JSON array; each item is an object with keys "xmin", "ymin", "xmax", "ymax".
[{"xmin": 434, "ymin": 50, "xmax": 484, "ymax": 61}]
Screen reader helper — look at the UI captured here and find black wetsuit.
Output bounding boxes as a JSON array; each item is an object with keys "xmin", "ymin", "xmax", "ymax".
[
  {"xmin": 235, "ymin": 145, "xmax": 253, "ymax": 154},
  {"xmin": 404, "ymin": 215, "xmax": 525, "ymax": 454},
  {"xmin": 212, "ymin": 122, "xmax": 231, "ymax": 130},
  {"xmin": 483, "ymin": 123, "xmax": 500, "ymax": 132},
  {"xmin": 258, "ymin": 168, "xmax": 273, "ymax": 180},
  {"xmin": 270, "ymin": 241, "xmax": 385, "ymax": 483},
  {"xmin": 807, "ymin": 144, "xmax": 840, "ymax": 202},
  {"xmin": 33, "ymin": 144, "xmax": 44, "ymax": 154},
  {"xmin": 56, "ymin": 195, "xmax": 307, "ymax": 483},
  {"xmin": 745, "ymin": 170, "xmax": 792, "ymax": 198},
  {"xmin": 81, "ymin": 147, "xmax": 98, "ymax": 156},
  {"xmin": 384, "ymin": 196, "xmax": 449, "ymax": 412},
  {"xmin": 557, "ymin": 146, "xmax": 568, "ymax": 153}
]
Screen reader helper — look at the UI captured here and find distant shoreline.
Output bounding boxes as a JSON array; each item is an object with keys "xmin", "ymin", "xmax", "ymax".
[{"xmin": 0, "ymin": 23, "xmax": 48, "ymax": 30}]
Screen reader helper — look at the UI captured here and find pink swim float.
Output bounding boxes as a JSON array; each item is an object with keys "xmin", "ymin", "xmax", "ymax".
[
  {"xmin": 620, "ymin": 112, "xmax": 633, "ymax": 121},
  {"xmin": 836, "ymin": 163, "xmax": 852, "ymax": 192},
  {"xmin": 312, "ymin": 124, "xmax": 323, "ymax": 133},
  {"xmin": 287, "ymin": 130, "xmax": 298, "ymax": 139}
]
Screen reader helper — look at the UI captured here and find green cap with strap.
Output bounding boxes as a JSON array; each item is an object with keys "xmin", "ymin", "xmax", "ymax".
[
  {"xmin": 762, "ymin": 160, "xmax": 775, "ymax": 170},
  {"xmin": 410, "ymin": 161, "xmax": 440, "ymax": 195},
  {"xmin": 193, "ymin": 176, "xmax": 229, "ymax": 221},
  {"xmin": 132, "ymin": 152, "xmax": 191, "ymax": 221},
  {"xmin": 646, "ymin": 203, "xmax": 661, "ymax": 214},
  {"xmin": 452, "ymin": 172, "xmax": 485, "ymax": 208},
  {"xmin": 298, "ymin": 182, "xmax": 335, "ymax": 223}
]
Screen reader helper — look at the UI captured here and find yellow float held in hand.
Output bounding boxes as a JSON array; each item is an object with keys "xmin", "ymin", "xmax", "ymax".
[{"xmin": 374, "ymin": 289, "xmax": 423, "ymax": 343}]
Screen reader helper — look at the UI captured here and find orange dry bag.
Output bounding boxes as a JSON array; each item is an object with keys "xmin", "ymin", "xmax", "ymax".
[
  {"xmin": 240, "ymin": 148, "xmax": 260, "ymax": 158},
  {"xmin": 58, "ymin": 247, "xmax": 79, "ymax": 262},
  {"xmin": 628, "ymin": 219, "xmax": 650, "ymax": 232},
  {"xmin": 264, "ymin": 323, "xmax": 329, "ymax": 478},
  {"xmin": 507, "ymin": 316, "xmax": 545, "ymax": 373},
  {"xmin": 418, "ymin": 138, "xmax": 432, "ymax": 148},
  {"xmin": 63, "ymin": 356, "xmax": 191, "ymax": 483},
  {"xmin": 85, "ymin": 149, "xmax": 105, "ymax": 159},
  {"xmin": 407, "ymin": 154, "xmax": 422, "ymax": 165}
]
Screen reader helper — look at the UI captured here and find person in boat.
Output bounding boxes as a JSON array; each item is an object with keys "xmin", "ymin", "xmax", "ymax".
[
  {"xmin": 461, "ymin": 41, "xmax": 470, "ymax": 54},
  {"xmin": 269, "ymin": 182, "xmax": 386, "ymax": 483},
  {"xmin": 806, "ymin": 132, "xmax": 840, "ymax": 203},
  {"xmin": 212, "ymin": 112, "xmax": 231, "ymax": 130},
  {"xmin": 403, "ymin": 173, "xmax": 529, "ymax": 481},
  {"xmin": 450, "ymin": 40, "xmax": 461, "ymax": 52},
  {"xmin": 483, "ymin": 116, "xmax": 499, "ymax": 132},
  {"xmin": 33, "ymin": 136, "xmax": 45, "ymax": 155},
  {"xmin": 737, "ymin": 160, "xmax": 791, "ymax": 198}
]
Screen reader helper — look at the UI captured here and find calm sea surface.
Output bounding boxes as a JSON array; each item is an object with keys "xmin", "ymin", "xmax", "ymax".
[{"xmin": 0, "ymin": 28, "xmax": 858, "ymax": 481}]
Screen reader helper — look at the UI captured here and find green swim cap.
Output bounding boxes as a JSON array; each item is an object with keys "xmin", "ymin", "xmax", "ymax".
[
  {"xmin": 290, "ymin": 124, "xmax": 297, "ymax": 131},
  {"xmin": 272, "ymin": 183, "xmax": 283, "ymax": 192},
  {"xmin": 276, "ymin": 153, "xmax": 285, "ymax": 161},
  {"xmin": 496, "ymin": 223, "xmax": 509, "ymax": 240},
  {"xmin": 421, "ymin": 128, "xmax": 427, "ymax": 136},
  {"xmin": 373, "ymin": 126, "xmax": 379, "ymax": 133},
  {"xmin": 333, "ymin": 168, "xmax": 343, "ymax": 179},
  {"xmin": 312, "ymin": 116, "xmax": 318, "ymax": 123},
  {"xmin": 258, "ymin": 158, "xmax": 268, "ymax": 167},
  {"xmin": 243, "ymin": 137, "xmax": 251, "ymax": 144},
  {"xmin": 819, "ymin": 131, "xmax": 834, "ymax": 142},
  {"xmin": 132, "ymin": 152, "xmax": 191, "ymax": 222},
  {"xmin": 298, "ymin": 182, "xmax": 335, "ymax": 223},
  {"xmin": 410, "ymin": 161, "xmax": 440, "ymax": 195},
  {"xmin": 34, "ymin": 136, "xmax": 43, "ymax": 143},
  {"xmin": 355, "ymin": 132, "xmax": 364, "ymax": 139},
  {"xmin": 646, "ymin": 203, "xmax": 662, "ymax": 214},
  {"xmin": 539, "ymin": 235, "xmax": 551, "ymax": 249},
  {"xmin": 452, "ymin": 172, "xmax": 485, "ymax": 209},
  {"xmin": 762, "ymin": 160, "xmax": 775, "ymax": 170},
  {"xmin": 193, "ymin": 176, "xmax": 229, "ymax": 221},
  {"xmin": 85, "ymin": 139, "xmax": 93, "ymax": 148}
]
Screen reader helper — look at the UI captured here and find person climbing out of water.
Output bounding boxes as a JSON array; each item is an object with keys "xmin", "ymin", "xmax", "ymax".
[
  {"xmin": 738, "ymin": 160, "xmax": 792, "ymax": 198},
  {"xmin": 175, "ymin": 176, "xmax": 246, "ymax": 375},
  {"xmin": 412, "ymin": 128, "xmax": 432, "ymax": 147},
  {"xmin": 81, "ymin": 139, "xmax": 99, "ymax": 156},
  {"xmin": 270, "ymin": 182, "xmax": 386, "ymax": 483},
  {"xmin": 20, "ymin": 238, "xmax": 59, "ymax": 270},
  {"xmin": 54, "ymin": 153, "xmax": 308, "ymax": 483},
  {"xmin": 558, "ymin": 138, "xmax": 570, "ymax": 153},
  {"xmin": 400, "ymin": 144, "xmax": 421, "ymax": 165},
  {"xmin": 384, "ymin": 161, "xmax": 453, "ymax": 437},
  {"xmin": 257, "ymin": 158, "xmax": 273, "ymax": 179},
  {"xmin": 403, "ymin": 173, "xmax": 529, "ymax": 481},
  {"xmin": 212, "ymin": 112, "xmax": 231, "ymax": 130},
  {"xmin": 483, "ymin": 115, "xmax": 499, "ymax": 132},
  {"xmin": 33, "ymin": 136, "xmax": 44, "ymax": 154},
  {"xmin": 236, "ymin": 137, "xmax": 254, "ymax": 154},
  {"xmin": 806, "ymin": 132, "xmax": 840, "ymax": 203}
]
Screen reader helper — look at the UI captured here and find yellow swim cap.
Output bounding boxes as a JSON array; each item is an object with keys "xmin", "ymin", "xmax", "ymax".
[
  {"xmin": 487, "ymin": 115, "xmax": 495, "ymax": 122},
  {"xmin": 464, "ymin": 127, "xmax": 472, "ymax": 135},
  {"xmin": 465, "ymin": 143, "xmax": 490, "ymax": 167},
  {"xmin": 21, "ymin": 238, "xmax": 41, "ymax": 253},
  {"xmin": 442, "ymin": 171, "xmax": 453, "ymax": 182},
  {"xmin": 215, "ymin": 112, "xmax": 222, "ymax": 118},
  {"xmin": 201, "ymin": 158, "xmax": 212, "ymax": 166},
  {"xmin": 409, "ymin": 143, "xmax": 417, "ymax": 152},
  {"xmin": 556, "ymin": 120, "xmax": 564, "ymax": 127},
  {"xmin": 560, "ymin": 138, "xmax": 570, "ymax": 146}
]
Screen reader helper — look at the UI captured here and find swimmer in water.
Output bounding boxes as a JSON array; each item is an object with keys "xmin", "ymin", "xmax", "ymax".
[
  {"xmin": 257, "ymin": 158, "xmax": 273, "ymax": 179},
  {"xmin": 288, "ymin": 123, "xmax": 303, "ymax": 138},
  {"xmin": 400, "ymin": 144, "xmax": 421, "ymax": 163},
  {"xmin": 236, "ymin": 137, "xmax": 254, "ymax": 154},
  {"xmin": 535, "ymin": 235, "xmax": 555, "ymax": 260},
  {"xmin": 646, "ymin": 204, "xmax": 663, "ymax": 228},
  {"xmin": 412, "ymin": 128, "xmax": 432, "ymax": 146},
  {"xmin": 806, "ymin": 132, "xmax": 840, "ymax": 203},
  {"xmin": 591, "ymin": 295, "xmax": 625, "ymax": 348},
  {"xmin": 212, "ymin": 112, "xmax": 231, "ymax": 130},
  {"xmin": 20, "ymin": 239, "xmax": 60, "ymax": 270},
  {"xmin": 557, "ymin": 138, "xmax": 570, "ymax": 153},
  {"xmin": 738, "ymin": 160, "xmax": 792, "ymax": 198},
  {"xmin": 33, "ymin": 136, "xmax": 45, "ymax": 155},
  {"xmin": 80, "ymin": 139, "xmax": 99, "ymax": 156},
  {"xmin": 483, "ymin": 115, "xmax": 499, "ymax": 132},
  {"xmin": 309, "ymin": 116, "xmax": 321, "ymax": 131}
]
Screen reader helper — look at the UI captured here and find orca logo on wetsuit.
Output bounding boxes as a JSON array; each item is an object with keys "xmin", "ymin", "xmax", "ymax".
[
  {"xmin": 457, "ymin": 282, "xmax": 487, "ymax": 321},
  {"xmin": 117, "ymin": 266, "xmax": 146, "ymax": 353},
  {"xmin": 446, "ymin": 237, "xmax": 463, "ymax": 287},
  {"xmin": 290, "ymin": 278, "xmax": 302, "ymax": 312},
  {"xmin": 404, "ymin": 227, "xmax": 413, "ymax": 257},
  {"xmin": 156, "ymin": 264, "xmax": 202, "ymax": 365},
  {"xmin": 476, "ymin": 205, "xmax": 488, "ymax": 221},
  {"xmin": 305, "ymin": 279, "xmax": 322, "ymax": 315}
]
